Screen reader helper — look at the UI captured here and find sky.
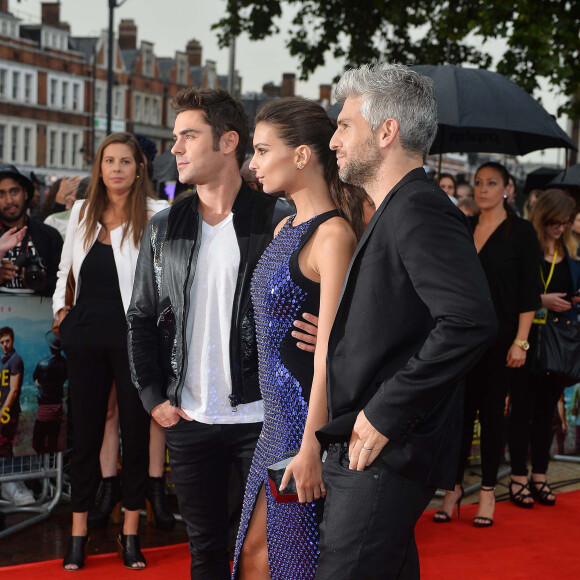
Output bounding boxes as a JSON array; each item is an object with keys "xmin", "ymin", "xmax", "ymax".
[{"xmin": 11, "ymin": 0, "xmax": 572, "ymax": 165}]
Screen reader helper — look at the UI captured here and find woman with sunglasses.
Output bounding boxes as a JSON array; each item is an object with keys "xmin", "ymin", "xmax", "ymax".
[{"xmin": 508, "ymin": 189, "xmax": 580, "ymax": 507}]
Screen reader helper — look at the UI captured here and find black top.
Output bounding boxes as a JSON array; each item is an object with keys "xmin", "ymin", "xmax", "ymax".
[
  {"xmin": 469, "ymin": 215, "xmax": 542, "ymax": 337},
  {"xmin": 280, "ymin": 209, "xmax": 341, "ymax": 398},
  {"xmin": 77, "ymin": 241, "xmax": 123, "ymax": 303},
  {"xmin": 541, "ymin": 258, "xmax": 573, "ymax": 295}
]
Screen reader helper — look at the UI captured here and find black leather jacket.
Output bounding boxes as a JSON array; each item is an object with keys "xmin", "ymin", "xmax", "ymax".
[{"xmin": 127, "ymin": 181, "xmax": 292, "ymax": 415}]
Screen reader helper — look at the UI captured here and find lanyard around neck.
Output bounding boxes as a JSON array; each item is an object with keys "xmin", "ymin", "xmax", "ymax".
[{"xmin": 540, "ymin": 249, "xmax": 558, "ymax": 294}]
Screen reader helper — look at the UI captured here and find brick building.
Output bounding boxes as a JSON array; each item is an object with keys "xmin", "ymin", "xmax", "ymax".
[{"xmin": 0, "ymin": 1, "xmax": 240, "ymax": 177}]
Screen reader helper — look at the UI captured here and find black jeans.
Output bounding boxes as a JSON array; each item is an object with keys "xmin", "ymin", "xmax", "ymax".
[
  {"xmin": 315, "ymin": 443, "xmax": 435, "ymax": 580},
  {"xmin": 508, "ymin": 371, "xmax": 564, "ymax": 475},
  {"xmin": 164, "ymin": 419, "xmax": 262, "ymax": 580}
]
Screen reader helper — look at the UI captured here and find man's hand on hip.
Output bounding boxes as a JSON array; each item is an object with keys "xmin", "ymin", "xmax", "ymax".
[
  {"xmin": 348, "ymin": 410, "xmax": 388, "ymax": 471},
  {"xmin": 151, "ymin": 400, "xmax": 192, "ymax": 428}
]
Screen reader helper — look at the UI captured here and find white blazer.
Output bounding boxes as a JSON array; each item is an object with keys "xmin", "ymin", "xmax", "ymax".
[{"xmin": 52, "ymin": 198, "xmax": 168, "ymax": 317}]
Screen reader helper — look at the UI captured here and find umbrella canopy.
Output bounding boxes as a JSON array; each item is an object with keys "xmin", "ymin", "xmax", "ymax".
[
  {"xmin": 523, "ymin": 167, "xmax": 562, "ymax": 195},
  {"xmin": 153, "ymin": 150, "xmax": 178, "ymax": 182},
  {"xmin": 548, "ymin": 164, "xmax": 580, "ymax": 188},
  {"xmin": 412, "ymin": 65, "xmax": 577, "ymax": 156}
]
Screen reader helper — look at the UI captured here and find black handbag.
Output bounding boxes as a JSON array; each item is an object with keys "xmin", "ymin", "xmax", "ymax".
[{"xmin": 535, "ymin": 313, "xmax": 580, "ymax": 386}]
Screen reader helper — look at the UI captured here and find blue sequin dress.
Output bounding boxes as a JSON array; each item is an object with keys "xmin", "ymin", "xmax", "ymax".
[{"xmin": 232, "ymin": 210, "xmax": 340, "ymax": 580}]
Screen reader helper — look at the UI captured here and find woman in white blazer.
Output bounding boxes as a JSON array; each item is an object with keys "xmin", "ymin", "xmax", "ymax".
[{"xmin": 53, "ymin": 132, "xmax": 167, "ymax": 571}]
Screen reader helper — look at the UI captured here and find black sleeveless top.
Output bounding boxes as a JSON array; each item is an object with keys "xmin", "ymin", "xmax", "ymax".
[
  {"xmin": 77, "ymin": 241, "xmax": 123, "ymax": 304},
  {"xmin": 279, "ymin": 209, "xmax": 341, "ymax": 396}
]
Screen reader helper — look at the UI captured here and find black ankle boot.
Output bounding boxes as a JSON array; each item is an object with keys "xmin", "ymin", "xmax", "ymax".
[
  {"xmin": 145, "ymin": 476, "xmax": 175, "ymax": 530},
  {"xmin": 117, "ymin": 533, "xmax": 146, "ymax": 569},
  {"xmin": 88, "ymin": 476, "xmax": 122, "ymax": 529}
]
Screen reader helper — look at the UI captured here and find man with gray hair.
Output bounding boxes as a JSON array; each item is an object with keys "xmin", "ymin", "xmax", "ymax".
[{"xmin": 315, "ymin": 63, "xmax": 497, "ymax": 578}]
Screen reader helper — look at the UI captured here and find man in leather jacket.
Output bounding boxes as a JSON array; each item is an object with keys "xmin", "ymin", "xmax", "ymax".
[{"xmin": 127, "ymin": 88, "xmax": 312, "ymax": 579}]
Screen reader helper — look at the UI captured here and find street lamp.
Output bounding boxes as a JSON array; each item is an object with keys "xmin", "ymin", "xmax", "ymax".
[{"xmin": 107, "ymin": 0, "xmax": 128, "ymax": 135}]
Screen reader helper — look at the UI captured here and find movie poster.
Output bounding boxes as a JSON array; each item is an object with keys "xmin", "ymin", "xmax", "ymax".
[{"xmin": 0, "ymin": 295, "xmax": 67, "ymax": 458}]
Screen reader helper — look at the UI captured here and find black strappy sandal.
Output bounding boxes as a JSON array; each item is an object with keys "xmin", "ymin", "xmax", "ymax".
[
  {"xmin": 530, "ymin": 480, "xmax": 556, "ymax": 506},
  {"xmin": 509, "ymin": 479, "xmax": 534, "ymax": 509}
]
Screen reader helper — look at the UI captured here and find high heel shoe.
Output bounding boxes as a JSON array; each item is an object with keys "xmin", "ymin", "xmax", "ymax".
[
  {"xmin": 63, "ymin": 535, "xmax": 89, "ymax": 571},
  {"xmin": 88, "ymin": 475, "xmax": 122, "ymax": 529},
  {"xmin": 433, "ymin": 485, "xmax": 464, "ymax": 523},
  {"xmin": 118, "ymin": 533, "xmax": 147, "ymax": 570},
  {"xmin": 509, "ymin": 479, "xmax": 534, "ymax": 508},
  {"xmin": 530, "ymin": 479, "xmax": 556, "ymax": 506},
  {"xmin": 145, "ymin": 476, "xmax": 176, "ymax": 530},
  {"xmin": 473, "ymin": 486, "xmax": 495, "ymax": 527}
]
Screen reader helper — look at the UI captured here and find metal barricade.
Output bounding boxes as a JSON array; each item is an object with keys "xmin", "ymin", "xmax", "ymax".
[{"xmin": 0, "ymin": 452, "xmax": 63, "ymax": 539}]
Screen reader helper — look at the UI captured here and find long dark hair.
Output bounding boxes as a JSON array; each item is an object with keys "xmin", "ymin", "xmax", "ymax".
[
  {"xmin": 82, "ymin": 132, "xmax": 156, "ymax": 250},
  {"xmin": 255, "ymin": 97, "xmax": 366, "ymax": 238}
]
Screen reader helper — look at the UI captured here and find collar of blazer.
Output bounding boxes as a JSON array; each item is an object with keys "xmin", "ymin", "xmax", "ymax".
[{"xmin": 336, "ymin": 166, "xmax": 429, "ymax": 308}]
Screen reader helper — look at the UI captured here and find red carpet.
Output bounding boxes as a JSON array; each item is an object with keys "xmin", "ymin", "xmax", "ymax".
[
  {"xmin": 2, "ymin": 490, "xmax": 579, "ymax": 579},
  {"xmin": 417, "ymin": 489, "xmax": 580, "ymax": 579}
]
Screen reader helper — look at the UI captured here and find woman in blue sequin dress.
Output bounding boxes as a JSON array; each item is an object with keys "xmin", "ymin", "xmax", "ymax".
[{"xmin": 233, "ymin": 98, "xmax": 365, "ymax": 580}]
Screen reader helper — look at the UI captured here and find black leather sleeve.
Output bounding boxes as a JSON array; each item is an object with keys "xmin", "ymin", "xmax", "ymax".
[
  {"xmin": 127, "ymin": 216, "xmax": 168, "ymax": 414},
  {"xmin": 364, "ymin": 189, "xmax": 498, "ymax": 442}
]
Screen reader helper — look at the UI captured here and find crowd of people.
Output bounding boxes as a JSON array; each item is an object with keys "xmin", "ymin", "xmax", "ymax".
[{"xmin": 0, "ymin": 62, "xmax": 579, "ymax": 579}]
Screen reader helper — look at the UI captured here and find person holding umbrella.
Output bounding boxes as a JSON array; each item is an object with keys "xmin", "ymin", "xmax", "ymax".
[{"xmin": 434, "ymin": 161, "xmax": 542, "ymax": 526}]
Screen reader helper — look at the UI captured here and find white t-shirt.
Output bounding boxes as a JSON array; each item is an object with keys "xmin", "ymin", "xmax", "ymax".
[{"xmin": 181, "ymin": 213, "xmax": 264, "ymax": 424}]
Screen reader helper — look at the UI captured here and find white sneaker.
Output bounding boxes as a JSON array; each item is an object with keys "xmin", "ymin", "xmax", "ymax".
[{"xmin": 1, "ymin": 481, "xmax": 36, "ymax": 506}]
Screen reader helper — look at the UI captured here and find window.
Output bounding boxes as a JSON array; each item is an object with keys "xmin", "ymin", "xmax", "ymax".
[
  {"xmin": 62, "ymin": 81, "xmax": 68, "ymax": 109},
  {"xmin": 151, "ymin": 99, "xmax": 159, "ymax": 125},
  {"xmin": 24, "ymin": 74, "xmax": 33, "ymax": 103},
  {"xmin": 0, "ymin": 69, "xmax": 6, "ymax": 97},
  {"xmin": 1, "ymin": 21, "xmax": 6, "ymax": 36},
  {"xmin": 23, "ymin": 127, "xmax": 31, "ymax": 164},
  {"xmin": 144, "ymin": 96, "xmax": 150, "ymax": 124},
  {"xmin": 49, "ymin": 130, "xmax": 57, "ymax": 166},
  {"xmin": 134, "ymin": 95, "xmax": 142, "ymax": 122},
  {"xmin": 72, "ymin": 133, "xmax": 78, "ymax": 167},
  {"xmin": 0, "ymin": 124, "xmax": 5, "ymax": 160},
  {"xmin": 61, "ymin": 132, "xmax": 68, "ymax": 165},
  {"xmin": 72, "ymin": 83, "xmax": 80, "ymax": 111},
  {"xmin": 95, "ymin": 86, "xmax": 103, "ymax": 114},
  {"xmin": 114, "ymin": 89, "xmax": 122, "ymax": 118},
  {"xmin": 50, "ymin": 79, "xmax": 58, "ymax": 106},
  {"xmin": 11, "ymin": 126, "xmax": 18, "ymax": 162},
  {"xmin": 12, "ymin": 71, "xmax": 19, "ymax": 100}
]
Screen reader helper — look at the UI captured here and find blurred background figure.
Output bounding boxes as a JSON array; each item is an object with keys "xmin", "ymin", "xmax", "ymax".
[
  {"xmin": 508, "ymin": 188, "xmax": 580, "ymax": 508},
  {"xmin": 438, "ymin": 172, "xmax": 458, "ymax": 205},
  {"xmin": 458, "ymin": 198, "xmax": 480, "ymax": 217},
  {"xmin": 457, "ymin": 182, "xmax": 474, "ymax": 202},
  {"xmin": 39, "ymin": 177, "xmax": 82, "ymax": 221},
  {"xmin": 44, "ymin": 178, "xmax": 90, "ymax": 239},
  {"xmin": 571, "ymin": 208, "xmax": 580, "ymax": 244},
  {"xmin": 240, "ymin": 158, "xmax": 262, "ymax": 192}
]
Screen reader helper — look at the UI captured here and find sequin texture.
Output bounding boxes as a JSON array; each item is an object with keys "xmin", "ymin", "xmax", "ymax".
[{"xmin": 232, "ymin": 215, "xmax": 321, "ymax": 579}]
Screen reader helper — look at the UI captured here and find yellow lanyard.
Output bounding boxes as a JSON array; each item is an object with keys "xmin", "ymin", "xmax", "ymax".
[{"xmin": 540, "ymin": 249, "xmax": 558, "ymax": 294}]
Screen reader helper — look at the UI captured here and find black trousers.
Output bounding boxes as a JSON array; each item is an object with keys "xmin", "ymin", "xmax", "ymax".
[
  {"xmin": 164, "ymin": 419, "xmax": 261, "ymax": 580},
  {"xmin": 315, "ymin": 443, "xmax": 435, "ymax": 580},
  {"xmin": 508, "ymin": 371, "xmax": 564, "ymax": 476},
  {"xmin": 456, "ymin": 336, "xmax": 517, "ymax": 487},
  {"xmin": 61, "ymin": 302, "xmax": 150, "ymax": 512}
]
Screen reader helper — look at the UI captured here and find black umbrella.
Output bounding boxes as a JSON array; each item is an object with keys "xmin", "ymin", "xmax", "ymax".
[
  {"xmin": 412, "ymin": 65, "xmax": 577, "ymax": 156},
  {"xmin": 548, "ymin": 163, "xmax": 580, "ymax": 188},
  {"xmin": 523, "ymin": 167, "xmax": 562, "ymax": 195},
  {"xmin": 153, "ymin": 150, "xmax": 178, "ymax": 182}
]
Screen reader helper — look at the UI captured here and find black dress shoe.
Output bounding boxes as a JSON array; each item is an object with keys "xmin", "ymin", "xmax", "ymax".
[
  {"xmin": 118, "ymin": 533, "xmax": 147, "ymax": 570},
  {"xmin": 63, "ymin": 535, "xmax": 89, "ymax": 571}
]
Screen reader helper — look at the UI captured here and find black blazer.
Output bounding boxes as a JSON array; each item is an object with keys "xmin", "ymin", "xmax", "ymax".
[{"xmin": 317, "ymin": 168, "xmax": 498, "ymax": 490}]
